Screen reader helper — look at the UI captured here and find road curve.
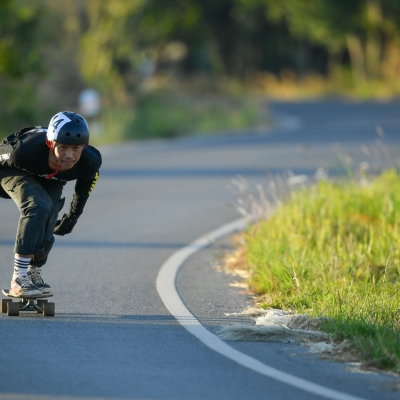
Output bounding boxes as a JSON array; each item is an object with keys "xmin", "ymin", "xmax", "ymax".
[{"xmin": 157, "ymin": 218, "xmax": 367, "ymax": 400}]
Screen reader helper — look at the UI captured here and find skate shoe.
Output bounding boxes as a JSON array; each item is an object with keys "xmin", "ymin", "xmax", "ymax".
[
  {"xmin": 10, "ymin": 276, "xmax": 42, "ymax": 297},
  {"xmin": 27, "ymin": 267, "xmax": 52, "ymax": 294}
]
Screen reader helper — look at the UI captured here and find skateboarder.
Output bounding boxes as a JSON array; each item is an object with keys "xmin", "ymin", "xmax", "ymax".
[{"xmin": 0, "ymin": 111, "xmax": 102, "ymax": 297}]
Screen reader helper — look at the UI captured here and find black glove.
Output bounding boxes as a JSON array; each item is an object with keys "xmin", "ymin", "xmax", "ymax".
[{"xmin": 54, "ymin": 214, "xmax": 78, "ymax": 236}]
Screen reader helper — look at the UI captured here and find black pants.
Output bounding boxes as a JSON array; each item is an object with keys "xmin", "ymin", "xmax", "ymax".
[{"xmin": 0, "ymin": 168, "xmax": 64, "ymax": 267}]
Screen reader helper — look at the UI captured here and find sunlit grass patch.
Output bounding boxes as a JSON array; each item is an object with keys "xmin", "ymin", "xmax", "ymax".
[{"xmin": 239, "ymin": 170, "xmax": 400, "ymax": 372}]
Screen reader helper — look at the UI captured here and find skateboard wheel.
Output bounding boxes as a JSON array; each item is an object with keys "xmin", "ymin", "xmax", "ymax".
[
  {"xmin": 7, "ymin": 302, "xmax": 19, "ymax": 316},
  {"xmin": 2, "ymin": 299, "xmax": 12, "ymax": 313},
  {"xmin": 36, "ymin": 299, "xmax": 48, "ymax": 313},
  {"xmin": 43, "ymin": 302, "xmax": 55, "ymax": 317}
]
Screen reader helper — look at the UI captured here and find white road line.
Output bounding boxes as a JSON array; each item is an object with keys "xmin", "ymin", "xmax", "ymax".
[{"xmin": 156, "ymin": 218, "xmax": 366, "ymax": 400}]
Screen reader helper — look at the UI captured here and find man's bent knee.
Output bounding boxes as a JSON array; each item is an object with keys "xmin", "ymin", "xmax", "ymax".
[{"xmin": 21, "ymin": 198, "xmax": 53, "ymax": 219}]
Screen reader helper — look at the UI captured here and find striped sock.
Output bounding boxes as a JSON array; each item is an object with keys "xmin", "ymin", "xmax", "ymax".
[{"xmin": 12, "ymin": 255, "xmax": 31, "ymax": 280}]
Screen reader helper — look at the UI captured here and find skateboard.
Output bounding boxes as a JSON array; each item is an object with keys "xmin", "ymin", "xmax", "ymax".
[{"xmin": 1, "ymin": 289, "xmax": 55, "ymax": 317}]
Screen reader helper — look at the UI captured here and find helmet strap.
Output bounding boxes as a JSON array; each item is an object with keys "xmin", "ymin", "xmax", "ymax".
[
  {"xmin": 45, "ymin": 139, "xmax": 61, "ymax": 179},
  {"xmin": 45, "ymin": 139, "xmax": 54, "ymax": 151},
  {"xmin": 45, "ymin": 165, "xmax": 61, "ymax": 180}
]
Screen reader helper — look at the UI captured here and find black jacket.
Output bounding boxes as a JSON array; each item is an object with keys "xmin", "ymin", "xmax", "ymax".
[{"xmin": 0, "ymin": 126, "xmax": 102, "ymax": 217}]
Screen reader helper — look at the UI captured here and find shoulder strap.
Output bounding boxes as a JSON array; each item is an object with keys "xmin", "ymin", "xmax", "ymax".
[{"xmin": 1, "ymin": 126, "xmax": 43, "ymax": 145}]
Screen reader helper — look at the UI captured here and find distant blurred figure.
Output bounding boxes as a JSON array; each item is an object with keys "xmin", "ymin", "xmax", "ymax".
[{"xmin": 78, "ymin": 89, "xmax": 101, "ymax": 118}]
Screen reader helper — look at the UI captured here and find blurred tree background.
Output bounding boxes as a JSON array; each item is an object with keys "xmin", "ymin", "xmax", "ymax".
[{"xmin": 1, "ymin": 0, "xmax": 400, "ymax": 142}]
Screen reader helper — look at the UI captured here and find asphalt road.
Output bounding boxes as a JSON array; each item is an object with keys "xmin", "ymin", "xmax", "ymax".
[{"xmin": 0, "ymin": 100, "xmax": 400, "ymax": 400}]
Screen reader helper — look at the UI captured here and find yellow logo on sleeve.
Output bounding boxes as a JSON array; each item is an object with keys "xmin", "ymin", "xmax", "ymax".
[{"xmin": 88, "ymin": 172, "xmax": 99, "ymax": 195}]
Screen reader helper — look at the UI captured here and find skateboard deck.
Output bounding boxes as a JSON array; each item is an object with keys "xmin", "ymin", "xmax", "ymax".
[
  {"xmin": 2, "ymin": 289, "xmax": 53, "ymax": 299},
  {"xmin": 2, "ymin": 289, "xmax": 55, "ymax": 316}
]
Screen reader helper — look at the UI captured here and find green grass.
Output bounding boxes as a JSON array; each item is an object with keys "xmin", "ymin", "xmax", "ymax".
[{"xmin": 241, "ymin": 170, "xmax": 400, "ymax": 372}]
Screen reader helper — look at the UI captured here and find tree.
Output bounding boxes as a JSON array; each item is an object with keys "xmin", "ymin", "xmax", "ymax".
[
  {"xmin": 252, "ymin": 0, "xmax": 400, "ymax": 83},
  {"xmin": 0, "ymin": 0, "xmax": 45, "ymax": 131}
]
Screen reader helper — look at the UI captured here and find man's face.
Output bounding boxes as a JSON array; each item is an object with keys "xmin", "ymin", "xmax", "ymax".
[{"xmin": 53, "ymin": 142, "xmax": 85, "ymax": 170}]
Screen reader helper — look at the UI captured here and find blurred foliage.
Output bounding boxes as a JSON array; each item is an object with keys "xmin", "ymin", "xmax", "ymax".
[
  {"xmin": 0, "ymin": 0, "xmax": 45, "ymax": 131},
  {"xmin": 259, "ymin": 0, "xmax": 400, "ymax": 83},
  {"xmin": 1, "ymin": 0, "xmax": 400, "ymax": 140}
]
